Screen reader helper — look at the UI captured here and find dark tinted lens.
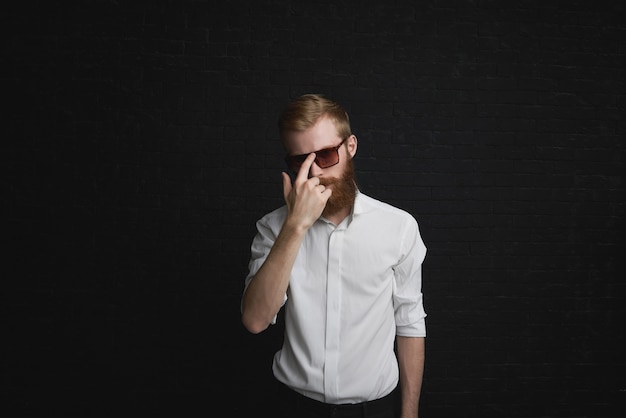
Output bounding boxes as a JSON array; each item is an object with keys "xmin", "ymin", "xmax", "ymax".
[
  {"xmin": 285, "ymin": 142, "xmax": 342, "ymax": 173},
  {"xmin": 315, "ymin": 148, "xmax": 339, "ymax": 168},
  {"xmin": 285, "ymin": 154, "xmax": 307, "ymax": 172}
]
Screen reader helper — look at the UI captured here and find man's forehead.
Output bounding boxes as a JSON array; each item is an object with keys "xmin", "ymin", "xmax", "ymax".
[{"xmin": 285, "ymin": 118, "xmax": 341, "ymax": 151}]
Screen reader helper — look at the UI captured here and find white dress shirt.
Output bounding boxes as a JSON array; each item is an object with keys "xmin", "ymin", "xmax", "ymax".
[{"xmin": 244, "ymin": 192, "xmax": 427, "ymax": 404}]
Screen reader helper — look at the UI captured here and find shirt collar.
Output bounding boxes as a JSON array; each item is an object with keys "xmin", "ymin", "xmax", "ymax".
[
  {"xmin": 352, "ymin": 189, "xmax": 364, "ymax": 217},
  {"xmin": 345, "ymin": 189, "xmax": 372, "ymax": 227}
]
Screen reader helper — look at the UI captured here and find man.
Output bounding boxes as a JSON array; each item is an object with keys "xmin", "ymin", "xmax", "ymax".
[{"xmin": 241, "ymin": 94, "xmax": 427, "ymax": 418}]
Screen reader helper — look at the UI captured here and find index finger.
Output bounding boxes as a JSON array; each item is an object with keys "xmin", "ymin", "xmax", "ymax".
[{"xmin": 295, "ymin": 152, "xmax": 316, "ymax": 182}]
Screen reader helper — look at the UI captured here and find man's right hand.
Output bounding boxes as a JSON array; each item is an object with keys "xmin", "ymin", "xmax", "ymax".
[{"xmin": 282, "ymin": 153, "xmax": 332, "ymax": 230}]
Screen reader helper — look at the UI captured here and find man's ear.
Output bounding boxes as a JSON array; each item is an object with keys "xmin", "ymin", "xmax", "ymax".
[{"xmin": 348, "ymin": 135, "xmax": 358, "ymax": 158}]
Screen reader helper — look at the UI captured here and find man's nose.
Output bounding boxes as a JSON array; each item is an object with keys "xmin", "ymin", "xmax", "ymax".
[{"xmin": 308, "ymin": 160, "xmax": 324, "ymax": 177}]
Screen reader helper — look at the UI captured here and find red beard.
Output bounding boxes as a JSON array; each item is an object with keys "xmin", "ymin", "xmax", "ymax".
[{"xmin": 319, "ymin": 158, "xmax": 357, "ymax": 218}]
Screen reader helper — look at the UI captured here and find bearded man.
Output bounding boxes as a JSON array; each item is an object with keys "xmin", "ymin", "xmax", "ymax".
[{"xmin": 241, "ymin": 94, "xmax": 428, "ymax": 418}]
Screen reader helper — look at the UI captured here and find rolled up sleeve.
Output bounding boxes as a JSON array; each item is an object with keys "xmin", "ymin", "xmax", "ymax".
[
  {"xmin": 393, "ymin": 217, "xmax": 427, "ymax": 337},
  {"xmin": 242, "ymin": 210, "xmax": 288, "ymax": 325}
]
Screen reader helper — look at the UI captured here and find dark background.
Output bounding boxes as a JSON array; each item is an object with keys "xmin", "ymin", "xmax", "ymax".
[{"xmin": 4, "ymin": 1, "xmax": 625, "ymax": 417}]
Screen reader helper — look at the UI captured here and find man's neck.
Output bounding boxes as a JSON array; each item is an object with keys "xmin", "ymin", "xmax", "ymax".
[{"xmin": 322, "ymin": 205, "xmax": 353, "ymax": 226}]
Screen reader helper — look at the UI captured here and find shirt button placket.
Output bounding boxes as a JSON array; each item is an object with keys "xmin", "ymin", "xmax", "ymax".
[{"xmin": 324, "ymin": 227, "xmax": 343, "ymax": 401}]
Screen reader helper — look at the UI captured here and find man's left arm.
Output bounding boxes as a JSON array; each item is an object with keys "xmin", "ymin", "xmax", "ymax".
[{"xmin": 396, "ymin": 335, "xmax": 425, "ymax": 418}]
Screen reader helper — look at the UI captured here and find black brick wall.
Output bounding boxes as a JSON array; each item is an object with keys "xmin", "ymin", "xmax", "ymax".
[{"xmin": 5, "ymin": 1, "xmax": 624, "ymax": 417}]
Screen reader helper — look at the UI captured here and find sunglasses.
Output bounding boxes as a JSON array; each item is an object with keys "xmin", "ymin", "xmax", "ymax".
[{"xmin": 284, "ymin": 136, "xmax": 349, "ymax": 173}]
